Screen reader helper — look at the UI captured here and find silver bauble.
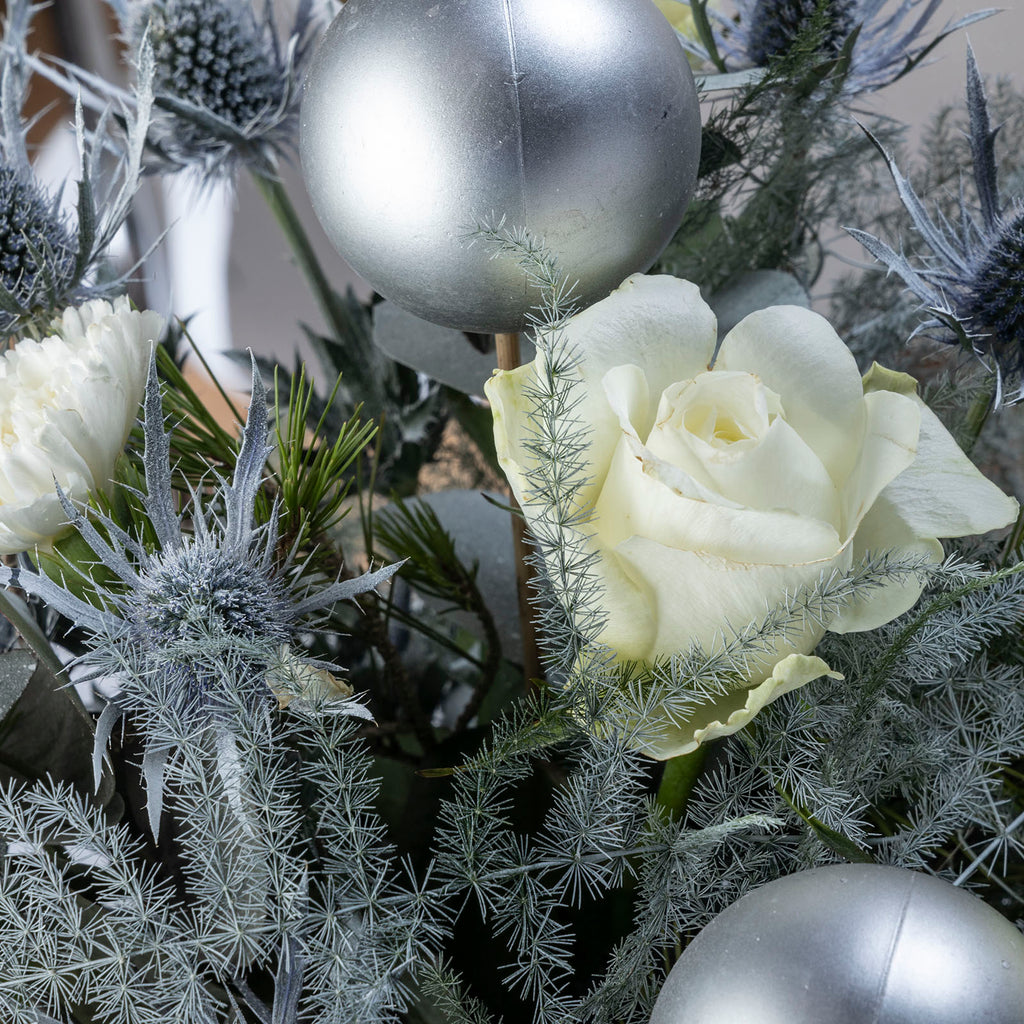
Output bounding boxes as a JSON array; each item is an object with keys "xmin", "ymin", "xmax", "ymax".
[
  {"xmin": 650, "ymin": 864, "xmax": 1024, "ymax": 1024},
  {"xmin": 299, "ymin": 0, "xmax": 701, "ymax": 333}
]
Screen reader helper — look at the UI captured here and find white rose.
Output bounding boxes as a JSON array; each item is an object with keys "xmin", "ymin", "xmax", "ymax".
[
  {"xmin": 486, "ymin": 275, "xmax": 1019, "ymax": 758},
  {"xmin": 0, "ymin": 296, "xmax": 164, "ymax": 554}
]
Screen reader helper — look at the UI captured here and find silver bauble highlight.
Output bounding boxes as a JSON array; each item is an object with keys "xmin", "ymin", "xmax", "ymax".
[
  {"xmin": 650, "ymin": 864, "xmax": 1024, "ymax": 1024},
  {"xmin": 299, "ymin": 0, "xmax": 701, "ymax": 333}
]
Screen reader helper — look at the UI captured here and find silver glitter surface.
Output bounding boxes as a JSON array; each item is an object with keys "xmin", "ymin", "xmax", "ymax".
[
  {"xmin": 650, "ymin": 864, "xmax": 1024, "ymax": 1024},
  {"xmin": 300, "ymin": 0, "xmax": 701, "ymax": 333}
]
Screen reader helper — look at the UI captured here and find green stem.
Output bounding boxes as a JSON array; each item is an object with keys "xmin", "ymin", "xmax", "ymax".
[
  {"xmin": 1001, "ymin": 503, "xmax": 1024, "ymax": 567},
  {"xmin": 250, "ymin": 169, "xmax": 350, "ymax": 345},
  {"xmin": 962, "ymin": 373, "xmax": 998, "ymax": 454},
  {"xmin": 655, "ymin": 747, "xmax": 708, "ymax": 822}
]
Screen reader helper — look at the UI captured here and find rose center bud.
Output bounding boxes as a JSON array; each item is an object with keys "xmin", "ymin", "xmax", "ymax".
[
  {"xmin": 675, "ymin": 368, "xmax": 778, "ymax": 448},
  {"xmin": 645, "ymin": 369, "xmax": 842, "ymax": 527},
  {"xmin": 656, "ymin": 370, "xmax": 782, "ymax": 454}
]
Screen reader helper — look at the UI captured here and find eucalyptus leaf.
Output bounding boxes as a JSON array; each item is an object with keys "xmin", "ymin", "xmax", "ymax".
[
  {"xmin": 0, "ymin": 651, "xmax": 113, "ymax": 806},
  {"xmin": 0, "ymin": 588, "xmax": 66, "ymax": 680},
  {"xmin": 419, "ymin": 490, "xmax": 520, "ymax": 662},
  {"xmin": 373, "ymin": 301, "xmax": 535, "ymax": 395},
  {"xmin": 709, "ymin": 269, "xmax": 811, "ymax": 339},
  {"xmin": 0, "ymin": 649, "xmax": 35, "ymax": 722}
]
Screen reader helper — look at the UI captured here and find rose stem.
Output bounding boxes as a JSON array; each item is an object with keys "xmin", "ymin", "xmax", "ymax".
[
  {"xmin": 655, "ymin": 747, "xmax": 709, "ymax": 822},
  {"xmin": 496, "ymin": 331, "xmax": 543, "ymax": 690}
]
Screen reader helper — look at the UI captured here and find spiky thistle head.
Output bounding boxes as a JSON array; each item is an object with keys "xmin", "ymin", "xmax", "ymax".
[
  {"xmin": 959, "ymin": 210, "xmax": 1024, "ymax": 379},
  {"xmin": 109, "ymin": 0, "xmax": 323, "ymax": 178},
  {"xmin": 0, "ymin": 348, "xmax": 399, "ymax": 829},
  {"xmin": 120, "ymin": 534, "xmax": 295, "ymax": 721},
  {"xmin": 0, "ymin": 0, "xmax": 153, "ymax": 332},
  {"xmin": 743, "ymin": 0, "xmax": 857, "ymax": 65},
  {"xmin": 846, "ymin": 46, "xmax": 1024, "ymax": 400},
  {"xmin": 691, "ymin": 0, "xmax": 990, "ymax": 97},
  {"xmin": 149, "ymin": 0, "xmax": 282, "ymax": 121},
  {"xmin": 0, "ymin": 167, "xmax": 76, "ymax": 329}
]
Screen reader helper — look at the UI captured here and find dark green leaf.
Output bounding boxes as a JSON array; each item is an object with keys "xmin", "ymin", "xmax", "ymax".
[{"xmin": 0, "ymin": 651, "xmax": 113, "ymax": 807}]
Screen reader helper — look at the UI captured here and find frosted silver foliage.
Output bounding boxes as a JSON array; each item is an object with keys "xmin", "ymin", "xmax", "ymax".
[
  {"xmin": 0, "ymin": 351, "xmax": 400, "ymax": 834},
  {"xmin": 1, "ymin": 236, "xmax": 1023, "ymax": 1024}
]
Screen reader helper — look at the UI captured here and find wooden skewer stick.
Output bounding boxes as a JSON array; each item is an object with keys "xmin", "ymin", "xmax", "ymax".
[{"xmin": 495, "ymin": 331, "xmax": 543, "ymax": 689}]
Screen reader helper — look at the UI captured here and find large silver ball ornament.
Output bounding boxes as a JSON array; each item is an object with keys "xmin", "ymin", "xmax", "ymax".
[
  {"xmin": 650, "ymin": 864, "xmax": 1024, "ymax": 1024},
  {"xmin": 299, "ymin": 0, "xmax": 701, "ymax": 333}
]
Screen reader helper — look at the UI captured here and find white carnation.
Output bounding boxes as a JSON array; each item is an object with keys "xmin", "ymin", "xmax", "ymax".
[{"xmin": 0, "ymin": 296, "xmax": 164, "ymax": 554}]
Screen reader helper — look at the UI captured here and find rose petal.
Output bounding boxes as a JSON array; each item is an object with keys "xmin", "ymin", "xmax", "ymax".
[
  {"xmin": 605, "ymin": 532, "xmax": 847, "ymax": 663},
  {"xmin": 840, "ymin": 388, "xmax": 920, "ymax": 540},
  {"xmin": 601, "ymin": 363, "xmax": 652, "ymax": 441},
  {"xmin": 631, "ymin": 653, "xmax": 841, "ymax": 759},
  {"xmin": 596, "ymin": 433, "xmax": 843, "ymax": 567},
  {"xmin": 488, "ymin": 276, "xmax": 718, "ymax": 512},
  {"xmin": 879, "ymin": 397, "xmax": 1019, "ymax": 539},
  {"xmin": 588, "ymin": 542, "xmax": 660, "ymax": 661},
  {"xmin": 552, "ymin": 274, "xmax": 717, "ymax": 400},
  {"xmin": 829, "ymin": 494, "xmax": 943, "ymax": 634},
  {"xmin": 485, "ymin": 363, "xmax": 535, "ymax": 508},
  {"xmin": 550, "ymin": 274, "xmax": 718, "ymax": 506},
  {"xmin": 714, "ymin": 306, "xmax": 867, "ymax": 485},
  {"xmin": 646, "ymin": 379, "xmax": 841, "ymax": 526}
]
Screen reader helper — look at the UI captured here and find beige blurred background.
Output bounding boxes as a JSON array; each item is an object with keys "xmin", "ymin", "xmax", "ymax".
[
  {"xmin": 15, "ymin": 0, "xmax": 1024, "ymax": 378},
  {"xmin": 228, "ymin": 1, "xmax": 1024, "ymax": 372}
]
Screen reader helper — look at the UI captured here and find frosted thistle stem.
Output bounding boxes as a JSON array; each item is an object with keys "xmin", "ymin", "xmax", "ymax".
[
  {"xmin": 251, "ymin": 169, "xmax": 352, "ymax": 347},
  {"xmin": 497, "ymin": 331, "xmax": 543, "ymax": 688},
  {"xmin": 962, "ymin": 371, "xmax": 998, "ymax": 454},
  {"xmin": 656, "ymin": 746, "xmax": 708, "ymax": 822}
]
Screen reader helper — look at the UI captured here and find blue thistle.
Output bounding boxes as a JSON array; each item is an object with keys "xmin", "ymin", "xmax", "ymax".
[
  {"xmin": 0, "ymin": 167, "xmax": 76, "ymax": 327},
  {"xmin": 847, "ymin": 47, "xmax": 1024, "ymax": 401},
  {"xmin": 0, "ymin": 0, "xmax": 152, "ymax": 333},
  {"xmin": 686, "ymin": 0, "xmax": 993, "ymax": 97},
  {"xmin": 0, "ymin": 352, "xmax": 400, "ymax": 834},
  {"xmin": 744, "ymin": 0, "xmax": 856, "ymax": 65},
  {"xmin": 105, "ymin": 0, "xmax": 324, "ymax": 178}
]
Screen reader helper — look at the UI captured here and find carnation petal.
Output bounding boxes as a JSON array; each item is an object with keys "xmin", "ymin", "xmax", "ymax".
[
  {"xmin": 714, "ymin": 306, "xmax": 867, "ymax": 485},
  {"xmin": 0, "ymin": 494, "xmax": 70, "ymax": 554},
  {"xmin": 0, "ymin": 298, "xmax": 162, "ymax": 555},
  {"xmin": 633, "ymin": 654, "xmax": 841, "ymax": 760}
]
